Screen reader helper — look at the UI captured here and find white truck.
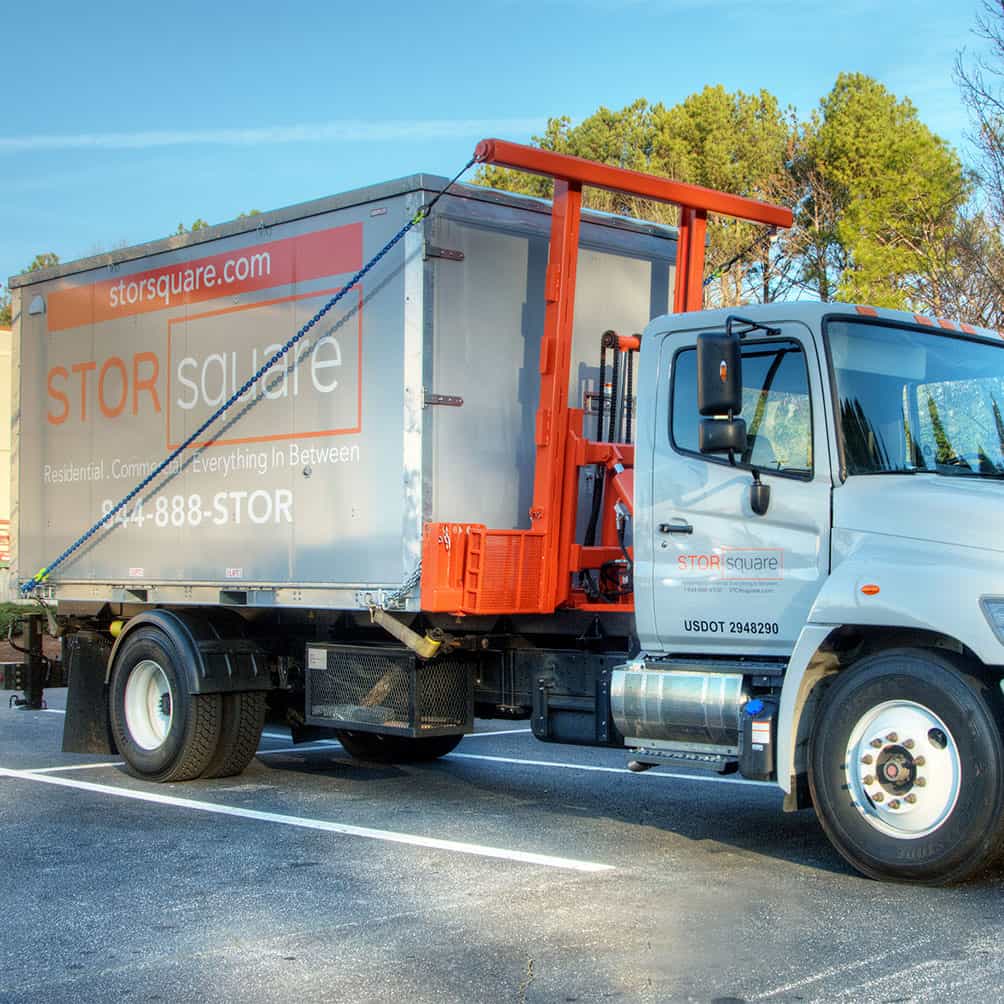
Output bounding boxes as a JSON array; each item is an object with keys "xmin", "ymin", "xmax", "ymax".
[{"xmin": 9, "ymin": 140, "xmax": 1004, "ymax": 884}]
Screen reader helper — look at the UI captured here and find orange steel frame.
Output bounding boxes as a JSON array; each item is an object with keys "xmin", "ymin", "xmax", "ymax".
[{"xmin": 420, "ymin": 139, "xmax": 793, "ymax": 617}]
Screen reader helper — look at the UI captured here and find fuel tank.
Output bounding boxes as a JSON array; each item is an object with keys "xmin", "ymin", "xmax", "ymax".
[{"xmin": 610, "ymin": 664, "xmax": 748, "ymax": 753}]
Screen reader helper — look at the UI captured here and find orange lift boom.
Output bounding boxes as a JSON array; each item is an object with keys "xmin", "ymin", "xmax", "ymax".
[{"xmin": 420, "ymin": 139, "xmax": 794, "ymax": 617}]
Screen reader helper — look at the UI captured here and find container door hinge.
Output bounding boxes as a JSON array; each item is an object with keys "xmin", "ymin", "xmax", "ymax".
[
  {"xmin": 423, "ymin": 392, "xmax": 464, "ymax": 408},
  {"xmin": 424, "ymin": 245, "xmax": 465, "ymax": 262}
]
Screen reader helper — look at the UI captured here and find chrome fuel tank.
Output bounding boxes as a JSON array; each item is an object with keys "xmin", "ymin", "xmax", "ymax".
[{"xmin": 610, "ymin": 665, "xmax": 747, "ymax": 753}]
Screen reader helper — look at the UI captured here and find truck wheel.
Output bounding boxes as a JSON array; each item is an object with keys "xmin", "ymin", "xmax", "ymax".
[
  {"xmin": 809, "ymin": 648, "xmax": 1004, "ymax": 884},
  {"xmin": 203, "ymin": 692, "xmax": 267, "ymax": 779},
  {"xmin": 109, "ymin": 627, "xmax": 222, "ymax": 782},
  {"xmin": 333, "ymin": 730, "xmax": 463, "ymax": 763}
]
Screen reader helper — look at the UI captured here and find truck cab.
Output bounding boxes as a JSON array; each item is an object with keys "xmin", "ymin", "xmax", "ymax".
[{"xmin": 623, "ymin": 301, "xmax": 1004, "ymax": 882}]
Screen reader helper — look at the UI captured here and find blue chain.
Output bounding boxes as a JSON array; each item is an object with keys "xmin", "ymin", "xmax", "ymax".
[{"xmin": 22, "ymin": 158, "xmax": 476, "ymax": 596}]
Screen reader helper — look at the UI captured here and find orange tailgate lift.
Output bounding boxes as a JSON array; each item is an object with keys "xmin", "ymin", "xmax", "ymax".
[{"xmin": 421, "ymin": 139, "xmax": 794, "ymax": 617}]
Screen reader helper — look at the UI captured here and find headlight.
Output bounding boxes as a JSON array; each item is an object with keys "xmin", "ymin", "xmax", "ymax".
[{"xmin": 981, "ymin": 598, "xmax": 1004, "ymax": 644}]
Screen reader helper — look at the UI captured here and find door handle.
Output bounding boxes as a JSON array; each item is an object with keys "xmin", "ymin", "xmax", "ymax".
[{"xmin": 659, "ymin": 521, "xmax": 693, "ymax": 535}]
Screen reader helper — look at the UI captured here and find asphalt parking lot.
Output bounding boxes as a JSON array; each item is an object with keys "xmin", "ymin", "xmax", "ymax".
[{"xmin": 4, "ymin": 690, "xmax": 1004, "ymax": 1003}]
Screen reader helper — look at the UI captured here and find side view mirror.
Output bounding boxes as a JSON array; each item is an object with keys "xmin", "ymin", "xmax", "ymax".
[
  {"xmin": 696, "ymin": 331, "xmax": 744, "ymax": 455},
  {"xmin": 697, "ymin": 331, "xmax": 742, "ymax": 416},
  {"xmin": 699, "ymin": 417, "xmax": 747, "ymax": 454}
]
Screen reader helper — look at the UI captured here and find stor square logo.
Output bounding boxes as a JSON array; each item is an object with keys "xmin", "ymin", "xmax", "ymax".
[{"xmin": 720, "ymin": 548, "xmax": 784, "ymax": 581}]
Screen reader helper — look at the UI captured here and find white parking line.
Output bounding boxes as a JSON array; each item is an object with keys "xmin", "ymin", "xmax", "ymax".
[
  {"xmin": 468, "ymin": 729, "xmax": 533, "ymax": 737},
  {"xmin": 28, "ymin": 740, "xmax": 340, "ymax": 771},
  {"xmin": 20, "ymin": 732, "xmax": 757, "ymax": 789},
  {"xmin": 254, "ymin": 744, "xmax": 765, "ymax": 786},
  {"xmin": 0, "ymin": 766, "xmax": 613, "ymax": 873},
  {"xmin": 444, "ymin": 752, "xmax": 764, "ymax": 786},
  {"xmin": 259, "ymin": 728, "xmax": 531, "ymax": 743},
  {"xmin": 35, "ymin": 715, "xmax": 528, "ymax": 738},
  {"xmin": 256, "ymin": 743, "xmax": 339, "ymax": 756},
  {"xmin": 27, "ymin": 762, "xmax": 123, "ymax": 773},
  {"xmin": 748, "ymin": 939, "xmax": 937, "ymax": 1000}
]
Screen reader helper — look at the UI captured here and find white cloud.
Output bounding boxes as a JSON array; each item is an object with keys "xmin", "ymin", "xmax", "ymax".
[{"xmin": 0, "ymin": 118, "xmax": 546, "ymax": 154}]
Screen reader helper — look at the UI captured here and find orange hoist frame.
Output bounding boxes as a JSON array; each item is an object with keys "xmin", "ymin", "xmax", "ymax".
[{"xmin": 420, "ymin": 139, "xmax": 794, "ymax": 616}]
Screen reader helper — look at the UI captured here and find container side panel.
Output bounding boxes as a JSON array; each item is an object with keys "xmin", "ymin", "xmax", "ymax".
[
  {"xmin": 570, "ymin": 239, "xmax": 672, "ymax": 546},
  {"xmin": 429, "ymin": 218, "xmax": 542, "ymax": 531},
  {"xmin": 571, "ymin": 243, "xmax": 670, "ymax": 414},
  {"xmin": 19, "ymin": 197, "xmax": 416, "ymax": 591},
  {"xmin": 428, "ymin": 204, "xmax": 674, "ymax": 531}
]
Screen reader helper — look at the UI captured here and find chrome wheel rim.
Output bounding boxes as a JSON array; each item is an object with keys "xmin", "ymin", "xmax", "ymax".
[
  {"xmin": 845, "ymin": 699, "xmax": 960, "ymax": 839},
  {"xmin": 123, "ymin": 659, "xmax": 173, "ymax": 751}
]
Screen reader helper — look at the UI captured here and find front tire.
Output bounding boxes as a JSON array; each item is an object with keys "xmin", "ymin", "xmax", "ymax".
[
  {"xmin": 334, "ymin": 730, "xmax": 463, "ymax": 763},
  {"xmin": 809, "ymin": 648, "xmax": 1004, "ymax": 884},
  {"xmin": 109, "ymin": 627, "xmax": 222, "ymax": 782}
]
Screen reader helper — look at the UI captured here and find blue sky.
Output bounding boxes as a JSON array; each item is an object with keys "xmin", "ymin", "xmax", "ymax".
[{"xmin": 1, "ymin": 0, "xmax": 988, "ymax": 292}]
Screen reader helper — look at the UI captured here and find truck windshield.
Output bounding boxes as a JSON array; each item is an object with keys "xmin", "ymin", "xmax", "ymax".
[{"xmin": 827, "ymin": 319, "xmax": 1004, "ymax": 478}]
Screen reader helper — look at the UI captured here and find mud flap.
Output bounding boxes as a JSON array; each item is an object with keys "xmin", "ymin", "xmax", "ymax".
[
  {"xmin": 62, "ymin": 632, "xmax": 117, "ymax": 755},
  {"xmin": 782, "ymin": 772, "xmax": 812, "ymax": 812}
]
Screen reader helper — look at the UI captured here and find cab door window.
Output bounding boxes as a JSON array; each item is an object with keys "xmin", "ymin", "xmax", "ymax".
[{"xmin": 671, "ymin": 339, "xmax": 813, "ymax": 477}]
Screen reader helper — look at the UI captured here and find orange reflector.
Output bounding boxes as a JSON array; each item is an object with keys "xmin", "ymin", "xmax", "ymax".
[
  {"xmin": 937, "ymin": 318, "xmax": 956, "ymax": 330},
  {"xmin": 913, "ymin": 314, "xmax": 935, "ymax": 327},
  {"xmin": 961, "ymin": 323, "xmax": 976, "ymax": 334},
  {"xmin": 861, "ymin": 584, "xmax": 880, "ymax": 596},
  {"xmin": 855, "ymin": 306, "xmax": 878, "ymax": 317}
]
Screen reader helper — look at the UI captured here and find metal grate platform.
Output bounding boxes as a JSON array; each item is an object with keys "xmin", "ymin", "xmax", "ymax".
[{"xmin": 305, "ymin": 644, "xmax": 473, "ymax": 737}]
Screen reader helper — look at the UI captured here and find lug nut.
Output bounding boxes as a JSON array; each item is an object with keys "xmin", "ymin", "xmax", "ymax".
[
  {"xmin": 889, "ymin": 799, "xmax": 901, "ymax": 810},
  {"xmin": 861, "ymin": 754, "xmax": 874, "ymax": 765},
  {"xmin": 886, "ymin": 732, "xmax": 898, "ymax": 743},
  {"xmin": 914, "ymin": 756, "xmax": 926, "ymax": 767},
  {"xmin": 873, "ymin": 792, "xmax": 885, "ymax": 802},
  {"xmin": 915, "ymin": 777, "xmax": 927, "ymax": 787},
  {"xmin": 871, "ymin": 738, "xmax": 883, "ymax": 748},
  {"xmin": 905, "ymin": 794, "xmax": 917, "ymax": 804},
  {"xmin": 903, "ymin": 738, "xmax": 915, "ymax": 750},
  {"xmin": 863, "ymin": 774, "xmax": 876, "ymax": 785}
]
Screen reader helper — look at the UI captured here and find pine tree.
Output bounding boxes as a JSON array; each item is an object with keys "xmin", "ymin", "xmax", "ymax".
[{"xmin": 926, "ymin": 395, "xmax": 957, "ymax": 465}]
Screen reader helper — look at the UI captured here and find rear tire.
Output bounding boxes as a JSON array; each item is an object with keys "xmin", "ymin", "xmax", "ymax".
[
  {"xmin": 334, "ymin": 730, "xmax": 463, "ymax": 763},
  {"xmin": 109, "ymin": 627, "xmax": 221, "ymax": 782},
  {"xmin": 203, "ymin": 691, "xmax": 267, "ymax": 779},
  {"xmin": 809, "ymin": 648, "xmax": 1004, "ymax": 884}
]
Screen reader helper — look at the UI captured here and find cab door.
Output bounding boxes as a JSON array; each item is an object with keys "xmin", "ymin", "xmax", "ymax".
[{"xmin": 648, "ymin": 320, "xmax": 833, "ymax": 656}]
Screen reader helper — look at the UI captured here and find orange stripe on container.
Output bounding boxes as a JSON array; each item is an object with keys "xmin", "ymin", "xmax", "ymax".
[{"xmin": 47, "ymin": 223, "xmax": 363, "ymax": 333}]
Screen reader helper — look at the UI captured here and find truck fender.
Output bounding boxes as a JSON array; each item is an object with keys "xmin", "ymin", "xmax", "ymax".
[
  {"xmin": 105, "ymin": 608, "xmax": 270, "ymax": 694},
  {"xmin": 776, "ymin": 625, "xmax": 838, "ymax": 795},
  {"xmin": 776, "ymin": 543, "xmax": 1004, "ymax": 795}
]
